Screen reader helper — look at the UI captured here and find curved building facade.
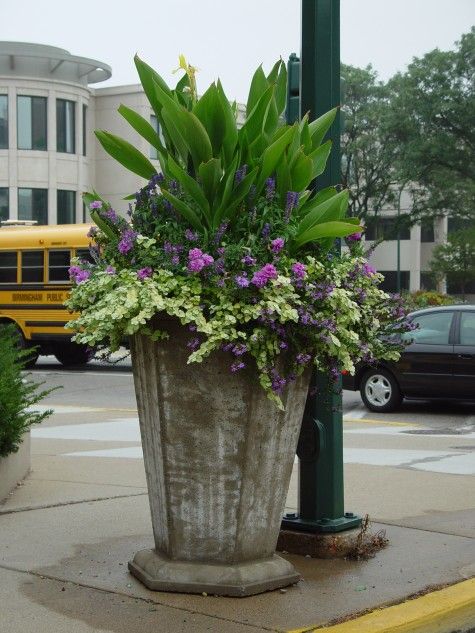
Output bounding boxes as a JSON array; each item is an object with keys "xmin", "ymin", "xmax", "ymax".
[{"xmin": 0, "ymin": 42, "xmax": 111, "ymax": 225}]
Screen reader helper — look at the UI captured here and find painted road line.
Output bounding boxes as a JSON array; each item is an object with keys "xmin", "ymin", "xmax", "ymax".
[
  {"xmin": 412, "ymin": 452, "xmax": 475, "ymax": 475},
  {"xmin": 346, "ymin": 425, "xmax": 475, "ymax": 439},
  {"xmin": 343, "ymin": 419, "xmax": 418, "ymax": 427},
  {"xmin": 27, "ymin": 404, "xmax": 138, "ymax": 414},
  {"xmin": 65, "ymin": 446, "xmax": 143, "ymax": 459},
  {"xmin": 32, "ymin": 419, "xmax": 141, "ymax": 442},
  {"xmin": 343, "ymin": 447, "xmax": 460, "ymax": 467},
  {"xmin": 287, "ymin": 577, "xmax": 475, "ymax": 633}
]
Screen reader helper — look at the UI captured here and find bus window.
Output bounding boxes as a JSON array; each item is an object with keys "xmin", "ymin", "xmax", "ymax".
[
  {"xmin": 0, "ymin": 251, "xmax": 17, "ymax": 283},
  {"xmin": 76, "ymin": 248, "xmax": 95, "ymax": 264},
  {"xmin": 21, "ymin": 250, "xmax": 44, "ymax": 283},
  {"xmin": 49, "ymin": 250, "xmax": 71, "ymax": 282}
]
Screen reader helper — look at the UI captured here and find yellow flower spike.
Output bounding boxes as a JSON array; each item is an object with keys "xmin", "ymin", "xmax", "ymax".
[{"xmin": 172, "ymin": 54, "xmax": 198, "ymax": 104}]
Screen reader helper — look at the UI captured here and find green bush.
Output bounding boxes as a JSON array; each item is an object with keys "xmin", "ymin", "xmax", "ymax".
[
  {"xmin": 404, "ymin": 290, "xmax": 456, "ymax": 311},
  {"xmin": 0, "ymin": 324, "xmax": 56, "ymax": 458}
]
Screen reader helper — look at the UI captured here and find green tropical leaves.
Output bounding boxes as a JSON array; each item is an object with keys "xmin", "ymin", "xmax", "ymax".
[{"xmin": 94, "ymin": 55, "xmax": 361, "ymax": 248}]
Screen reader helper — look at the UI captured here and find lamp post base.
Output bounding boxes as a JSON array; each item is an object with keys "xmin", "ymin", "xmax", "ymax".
[{"xmin": 281, "ymin": 512, "xmax": 361, "ymax": 533}]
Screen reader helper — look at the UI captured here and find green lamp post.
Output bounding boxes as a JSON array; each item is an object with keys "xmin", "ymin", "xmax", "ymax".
[{"xmin": 282, "ymin": 0, "xmax": 361, "ymax": 533}]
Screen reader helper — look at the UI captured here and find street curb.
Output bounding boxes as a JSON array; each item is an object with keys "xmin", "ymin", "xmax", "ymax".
[{"xmin": 287, "ymin": 577, "xmax": 475, "ymax": 633}]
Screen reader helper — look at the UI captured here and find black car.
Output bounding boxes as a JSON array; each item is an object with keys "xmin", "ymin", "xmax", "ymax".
[{"xmin": 343, "ymin": 305, "xmax": 475, "ymax": 412}]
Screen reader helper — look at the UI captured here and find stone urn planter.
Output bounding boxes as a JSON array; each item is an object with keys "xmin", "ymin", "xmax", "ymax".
[{"xmin": 128, "ymin": 318, "xmax": 310, "ymax": 597}]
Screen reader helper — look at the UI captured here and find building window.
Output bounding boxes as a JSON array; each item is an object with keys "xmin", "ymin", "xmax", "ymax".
[
  {"xmin": 378, "ymin": 270, "xmax": 410, "ymax": 293},
  {"xmin": 420, "ymin": 219, "xmax": 434, "ymax": 242},
  {"xmin": 18, "ymin": 188, "xmax": 48, "ymax": 225},
  {"xmin": 420, "ymin": 272, "xmax": 437, "ymax": 291},
  {"xmin": 17, "ymin": 96, "xmax": 47, "ymax": 150},
  {"xmin": 448, "ymin": 216, "xmax": 471, "ymax": 234},
  {"xmin": 364, "ymin": 216, "xmax": 410, "ymax": 241},
  {"xmin": 82, "ymin": 104, "xmax": 87, "ymax": 156},
  {"xmin": 0, "ymin": 95, "xmax": 8, "ymax": 149},
  {"xmin": 57, "ymin": 190, "xmax": 76, "ymax": 224},
  {"xmin": 21, "ymin": 250, "xmax": 44, "ymax": 283},
  {"xmin": 447, "ymin": 275, "xmax": 475, "ymax": 295},
  {"xmin": 0, "ymin": 188, "xmax": 8, "ymax": 221},
  {"xmin": 57, "ymin": 99, "xmax": 75, "ymax": 153}
]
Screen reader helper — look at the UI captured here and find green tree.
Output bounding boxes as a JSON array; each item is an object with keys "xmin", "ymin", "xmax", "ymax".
[
  {"xmin": 340, "ymin": 64, "xmax": 402, "ymax": 229},
  {"xmin": 386, "ymin": 28, "xmax": 475, "ymax": 224},
  {"xmin": 430, "ymin": 229, "xmax": 475, "ymax": 300}
]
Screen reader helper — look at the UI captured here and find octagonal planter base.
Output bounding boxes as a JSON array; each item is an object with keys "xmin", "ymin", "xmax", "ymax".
[{"xmin": 129, "ymin": 549, "xmax": 300, "ymax": 597}]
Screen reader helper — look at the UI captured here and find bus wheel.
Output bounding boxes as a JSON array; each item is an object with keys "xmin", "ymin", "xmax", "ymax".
[
  {"xmin": 0, "ymin": 322, "xmax": 39, "ymax": 368},
  {"xmin": 54, "ymin": 342, "xmax": 93, "ymax": 366}
]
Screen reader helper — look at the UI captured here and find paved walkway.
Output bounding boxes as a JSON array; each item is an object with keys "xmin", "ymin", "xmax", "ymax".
[{"xmin": 1, "ymin": 403, "xmax": 474, "ymax": 632}]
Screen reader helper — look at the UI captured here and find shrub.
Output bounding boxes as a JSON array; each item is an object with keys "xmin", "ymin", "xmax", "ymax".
[
  {"xmin": 0, "ymin": 324, "xmax": 56, "ymax": 458},
  {"xmin": 405, "ymin": 290, "xmax": 456, "ymax": 311}
]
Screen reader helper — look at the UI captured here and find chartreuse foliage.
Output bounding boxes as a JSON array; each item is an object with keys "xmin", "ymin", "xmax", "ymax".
[{"xmin": 95, "ymin": 56, "xmax": 361, "ymax": 246}]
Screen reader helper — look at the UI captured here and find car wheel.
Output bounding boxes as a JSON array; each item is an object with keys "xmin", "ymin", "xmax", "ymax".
[{"xmin": 360, "ymin": 368, "xmax": 402, "ymax": 413}]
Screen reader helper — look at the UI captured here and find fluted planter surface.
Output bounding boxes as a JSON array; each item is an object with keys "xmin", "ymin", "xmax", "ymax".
[{"xmin": 128, "ymin": 318, "xmax": 310, "ymax": 596}]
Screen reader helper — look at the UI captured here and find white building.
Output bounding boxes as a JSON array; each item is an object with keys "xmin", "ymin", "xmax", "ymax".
[{"xmin": 0, "ymin": 41, "xmax": 459, "ymax": 295}]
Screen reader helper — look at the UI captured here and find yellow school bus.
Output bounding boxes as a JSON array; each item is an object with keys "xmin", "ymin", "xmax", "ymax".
[{"xmin": 0, "ymin": 221, "xmax": 93, "ymax": 367}]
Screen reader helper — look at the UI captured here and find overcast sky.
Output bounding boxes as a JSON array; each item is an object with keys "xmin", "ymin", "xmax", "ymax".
[{"xmin": 2, "ymin": 0, "xmax": 474, "ymax": 102}]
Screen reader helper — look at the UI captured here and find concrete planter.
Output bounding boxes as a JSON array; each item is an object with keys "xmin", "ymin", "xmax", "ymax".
[
  {"xmin": 128, "ymin": 318, "xmax": 310, "ymax": 597},
  {"xmin": 0, "ymin": 432, "xmax": 31, "ymax": 503}
]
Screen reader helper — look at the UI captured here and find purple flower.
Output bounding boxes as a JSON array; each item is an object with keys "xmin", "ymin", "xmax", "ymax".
[
  {"xmin": 137, "ymin": 267, "xmax": 152, "ymax": 280},
  {"xmin": 285, "ymin": 191, "xmax": 299, "ymax": 222},
  {"xmin": 346, "ymin": 232, "xmax": 362, "ymax": 242},
  {"xmin": 230, "ymin": 361, "xmax": 246, "ymax": 372},
  {"xmin": 213, "ymin": 221, "xmax": 229, "ymax": 244},
  {"xmin": 235, "ymin": 275, "xmax": 250, "ymax": 288},
  {"xmin": 188, "ymin": 258, "xmax": 205, "ymax": 273},
  {"xmin": 118, "ymin": 229, "xmax": 137, "ymax": 254},
  {"xmin": 103, "ymin": 208, "xmax": 119, "ymax": 224},
  {"xmin": 251, "ymin": 263, "xmax": 278, "ymax": 288},
  {"xmin": 185, "ymin": 229, "xmax": 198, "ymax": 241},
  {"xmin": 188, "ymin": 248, "xmax": 203, "ymax": 260},
  {"xmin": 105, "ymin": 265, "xmax": 116, "ymax": 275},
  {"xmin": 362, "ymin": 262, "xmax": 376, "ymax": 276},
  {"xmin": 232, "ymin": 344, "xmax": 247, "ymax": 356},
  {"xmin": 261, "ymin": 223, "xmax": 271, "ymax": 239},
  {"xmin": 87, "ymin": 226, "xmax": 98, "ymax": 238},
  {"xmin": 241, "ymin": 255, "xmax": 256, "ymax": 266},
  {"xmin": 171, "ymin": 255, "xmax": 180, "ymax": 266},
  {"xmin": 69, "ymin": 266, "xmax": 90, "ymax": 284},
  {"xmin": 202, "ymin": 254, "xmax": 214, "ymax": 266},
  {"xmin": 235, "ymin": 165, "xmax": 248, "ymax": 185},
  {"xmin": 296, "ymin": 352, "xmax": 312, "ymax": 365},
  {"xmin": 265, "ymin": 177, "xmax": 275, "ymax": 200},
  {"xmin": 187, "ymin": 248, "xmax": 214, "ymax": 273},
  {"xmin": 89, "ymin": 201, "xmax": 102, "ymax": 210},
  {"xmin": 291, "ymin": 262, "xmax": 306, "ymax": 279},
  {"xmin": 187, "ymin": 337, "xmax": 201, "ymax": 351},
  {"xmin": 270, "ymin": 370, "xmax": 286, "ymax": 394},
  {"xmin": 271, "ymin": 238, "xmax": 285, "ymax": 253}
]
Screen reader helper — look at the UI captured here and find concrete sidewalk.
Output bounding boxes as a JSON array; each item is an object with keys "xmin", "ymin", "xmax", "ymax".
[{"xmin": 1, "ymin": 405, "xmax": 474, "ymax": 632}]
